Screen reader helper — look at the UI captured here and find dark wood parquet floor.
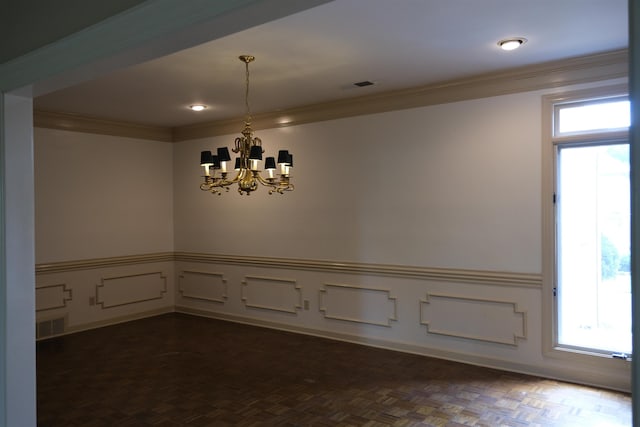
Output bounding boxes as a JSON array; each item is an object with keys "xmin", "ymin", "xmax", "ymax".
[{"xmin": 37, "ymin": 313, "xmax": 631, "ymax": 426}]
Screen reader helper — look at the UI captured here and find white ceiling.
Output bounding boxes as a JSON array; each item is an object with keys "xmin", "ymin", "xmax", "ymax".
[{"xmin": 34, "ymin": 0, "xmax": 628, "ymax": 128}]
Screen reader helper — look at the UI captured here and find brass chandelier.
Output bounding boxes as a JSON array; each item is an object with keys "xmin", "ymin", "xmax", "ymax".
[{"xmin": 199, "ymin": 55, "xmax": 294, "ymax": 196}]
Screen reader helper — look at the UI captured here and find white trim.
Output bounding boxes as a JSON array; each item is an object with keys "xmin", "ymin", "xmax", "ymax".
[
  {"xmin": 32, "ymin": 50, "xmax": 628, "ymax": 142},
  {"xmin": 36, "ymin": 251, "xmax": 541, "ymax": 288},
  {"xmin": 178, "ymin": 270, "xmax": 228, "ymax": 303},
  {"xmin": 319, "ymin": 282, "xmax": 398, "ymax": 327},
  {"xmin": 419, "ymin": 293, "xmax": 526, "ymax": 346},
  {"xmin": 36, "ymin": 252, "xmax": 174, "ymax": 274},
  {"xmin": 0, "ymin": 92, "xmax": 7, "ymax": 427},
  {"xmin": 0, "ymin": 94, "xmax": 36, "ymax": 426},
  {"xmin": 35, "ymin": 283, "xmax": 73, "ymax": 312},
  {"xmin": 175, "ymin": 252, "xmax": 541, "ymax": 288},
  {"xmin": 541, "ymin": 84, "xmax": 631, "ymax": 365},
  {"xmin": 34, "ymin": 110, "xmax": 173, "ymax": 142},
  {"xmin": 173, "ymin": 49, "xmax": 627, "ymax": 141},
  {"xmin": 241, "ymin": 275, "xmax": 302, "ymax": 314},
  {"xmin": 97, "ymin": 271, "xmax": 168, "ymax": 309}
]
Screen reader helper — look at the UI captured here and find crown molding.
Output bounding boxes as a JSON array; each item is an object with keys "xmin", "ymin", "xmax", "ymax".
[
  {"xmin": 173, "ymin": 49, "xmax": 628, "ymax": 141},
  {"xmin": 33, "ymin": 110, "xmax": 173, "ymax": 142},
  {"xmin": 33, "ymin": 49, "xmax": 627, "ymax": 142}
]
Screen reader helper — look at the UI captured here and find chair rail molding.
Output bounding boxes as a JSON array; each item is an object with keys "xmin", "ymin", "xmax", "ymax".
[
  {"xmin": 37, "ymin": 252, "xmax": 542, "ymax": 288},
  {"xmin": 175, "ymin": 252, "xmax": 542, "ymax": 288},
  {"xmin": 36, "ymin": 252, "xmax": 174, "ymax": 274}
]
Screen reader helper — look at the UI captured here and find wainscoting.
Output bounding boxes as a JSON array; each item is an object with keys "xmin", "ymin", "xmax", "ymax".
[
  {"xmin": 172, "ymin": 252, "xmax": 630, "ymax": 392},
  {"xmin": 35, "ymin": 252, "xmax": 631, "ymax": 392},
  {"xmin": 419, "ymin": 293, "xmax": 526, "ymax": 346},
  {"xmin": 36, "ymin": 253, "xmax": 175, "ymax": 338}
]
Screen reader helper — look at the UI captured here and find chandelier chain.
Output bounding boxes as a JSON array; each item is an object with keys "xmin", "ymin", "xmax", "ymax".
[{"xmin": 245, "ymin": 60, "xmax": 251, "ymax": 123}]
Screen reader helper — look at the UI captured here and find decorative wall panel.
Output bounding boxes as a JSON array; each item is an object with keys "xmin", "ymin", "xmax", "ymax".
[
  {"xmin": 420, "ymin": 293, "xmax": 526, "ymax": 346},
  {"xmin": 241, "ymin": 275, "xmax": 301, "ymax": 314},
  {"xmin": 36, "ymin": 283, "xmax": 72, "ymax": 312},
  {"xmin": 179, "ymin": 270, "xmax": 227, "ymax": 303},
  {"xmin": 97, "ymin": 271, "xmax": 167, "ymax": 309},
  {"xmin": 319, "ymin": 283, "xmax": 397, "ymax": 327}
]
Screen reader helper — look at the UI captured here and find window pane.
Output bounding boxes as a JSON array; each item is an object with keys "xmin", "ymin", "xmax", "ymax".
[
  {"xmin": 557, "ymin": 144, "xmax": 630, "ymax": 354},
  {"xmin": 556, "ymin": 100, "xmax": 630, "ymax": 135}
]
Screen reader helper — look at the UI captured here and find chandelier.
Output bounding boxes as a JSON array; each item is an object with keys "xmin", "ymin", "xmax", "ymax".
[{"xmin": 199, "ymin": 55, "xmax": 294, "ymax": 196}]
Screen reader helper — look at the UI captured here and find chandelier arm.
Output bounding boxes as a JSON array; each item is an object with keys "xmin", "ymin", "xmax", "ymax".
[
  {"xmin": 270, "ymin": 183, "xmax": 294, "ymax": 195},
  {"xmin": 200, "ymin": 180, "xmax": 223, "ymax": 195},
  {"xmin": 279, "ymin": 183, "xmax": 295, "ymax": 192},
  {"xmin": 203, "ymin": 181, "xmax": 228, "ymax": 192},
  {"xmin": 201, "ymin": 171, "xmax": 242, "ymax": 191},
  {"xmin": 254, "ymin": 172, "xmax": 276, "ymax": 187},
  {"xmin": 217, "ymin": 171, "xmax": 243, "ymax": 186},
  {"xmin": 254, "ymin": 172, "xmax": 294, "ymax": 193}
]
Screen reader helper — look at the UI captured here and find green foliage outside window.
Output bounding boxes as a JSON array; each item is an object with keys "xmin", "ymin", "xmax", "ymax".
[{"xmin": 600, "ymin": 235, "xmax": 620, "ymax": 280}]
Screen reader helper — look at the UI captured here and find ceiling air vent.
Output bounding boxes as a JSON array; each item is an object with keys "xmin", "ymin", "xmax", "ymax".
[{"xmin": 353, "ymin": 80, "xmax": 374, "ymax": 87}]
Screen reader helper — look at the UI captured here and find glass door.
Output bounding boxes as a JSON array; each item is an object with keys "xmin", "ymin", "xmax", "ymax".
[{"xmin": 556, "ymin": 142, "xmax": 631, "ymax": 355}]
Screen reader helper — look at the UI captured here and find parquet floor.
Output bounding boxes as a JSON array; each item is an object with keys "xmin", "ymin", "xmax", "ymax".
[{"xmin": 37, "ymin": 313, "xmax": 631, "ymax": 426}]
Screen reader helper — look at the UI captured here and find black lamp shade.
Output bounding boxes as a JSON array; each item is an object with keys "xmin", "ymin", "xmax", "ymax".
[
  {"xmin": 265, "ymin": 157, "xmax": 276, "ymax": 169},
  {"xmin": 234, "ymin": 157, "xmax": 241, "ymax": 170},
  {"xmin": 212, "ymin": 155, "xmax": 221, "ymax": 169},
  {"xmin": 217, "ymin": 147, "xmax": 231, "ymax": 162},
  {"xmin": 277, "ymin": 150, "xmax": 290, "ymax": 164},
  {"xmin": 249, "ymin": 145, "xmax": 263, "ymax": 160},
  {"xmin": 200, "ymin": 150, "xmax": 214, "ymax": 165},
  {"xmin": 287, "ymin": 154, "xmax": 293, "ymax": 167}
]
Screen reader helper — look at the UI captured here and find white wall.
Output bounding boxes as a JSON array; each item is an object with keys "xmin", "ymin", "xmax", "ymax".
[
  {"xmin": 175, "ymin": 92, "xmax": 541, "ymax": 273},
  {"xmin": 34, "ymin": 128, "xmax": 175, "ymax": 334},
  {"xmin": 35, "ymin": 128, "xmax": 174, "ymax": 263}
]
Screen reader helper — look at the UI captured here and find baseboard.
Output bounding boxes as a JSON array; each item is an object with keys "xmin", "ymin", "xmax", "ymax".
[
  {"xmin": 36, "ymin": 306, "xmax": 175, "ymax": 341},
  {"xmin": 175, "ymin": 305, "xmax": 630, "ymax": 393}
]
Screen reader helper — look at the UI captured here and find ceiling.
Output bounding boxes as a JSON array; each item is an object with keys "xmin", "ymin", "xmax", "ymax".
[{"xmin": 34, "ymin": 0, "xmax": 628, "ymax": 128}]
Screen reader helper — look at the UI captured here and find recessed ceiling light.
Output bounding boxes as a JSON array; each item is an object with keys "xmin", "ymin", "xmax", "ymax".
[
  {"xmin": 277, "ymin": 116, "xmax": 293, "ymax": 125},
  {"xmin": 498, "ymin": 38, "xmax": 527, "ymax": 51},
  {"xmin": 189, "ymin": 104, "xmax": 207, "ymax": 111}
]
